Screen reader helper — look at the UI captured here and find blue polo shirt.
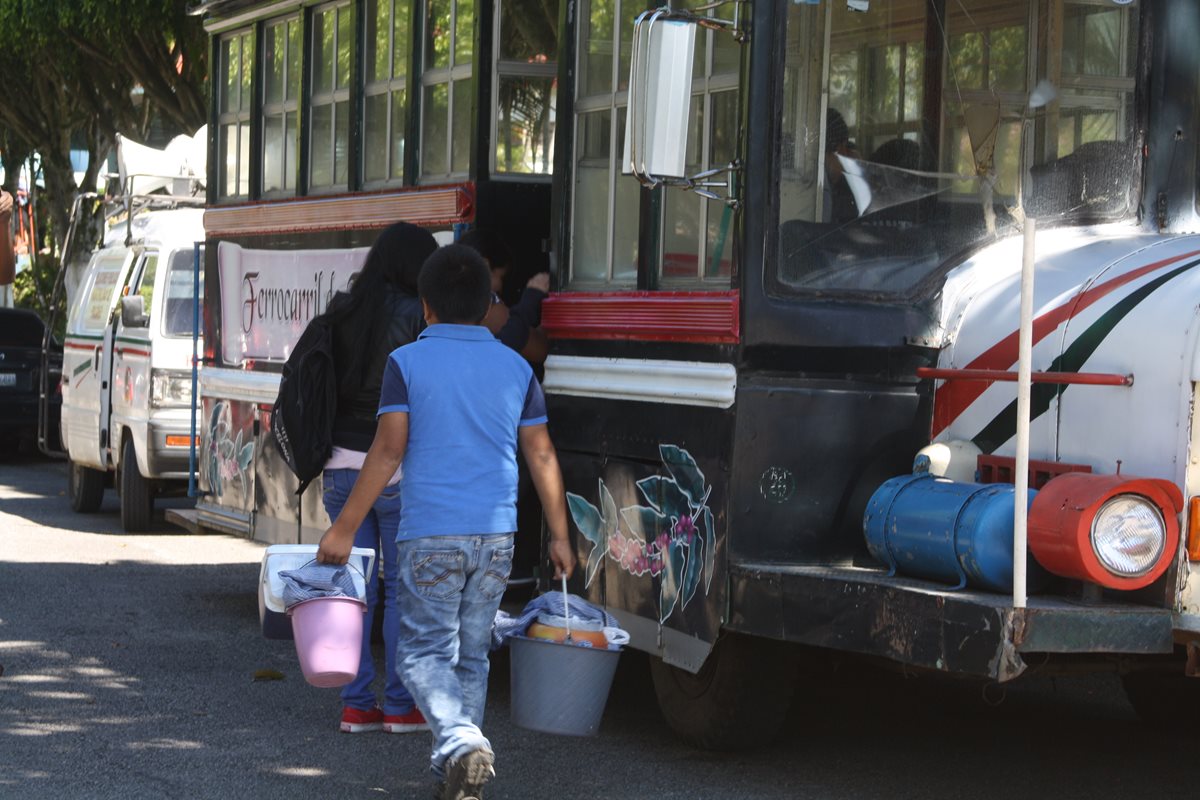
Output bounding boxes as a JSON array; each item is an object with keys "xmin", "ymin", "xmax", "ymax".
[{"xmin": 378, "ymin": 323, "xmax": 548, "ymax": 540}]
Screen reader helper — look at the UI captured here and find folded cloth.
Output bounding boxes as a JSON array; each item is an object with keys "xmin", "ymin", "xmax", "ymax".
[
  {"xmin": 491, "ymin": 591, "xmax": 618, "ymax": 650},
  {"xmin": 279, "ymin": 562, "xmax": 361, "ymax": 610}
]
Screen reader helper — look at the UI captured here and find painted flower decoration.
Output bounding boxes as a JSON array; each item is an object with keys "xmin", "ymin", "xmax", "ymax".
[{"xmin": 567, "ymin": 444, "xmax": 716, "ymax": 623}]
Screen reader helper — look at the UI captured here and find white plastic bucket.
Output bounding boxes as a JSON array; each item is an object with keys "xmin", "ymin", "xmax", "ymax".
[
  {"xmin": 509, "ymin": 634, "xmax": 621, "ymax": 736},
  {"xmin": 288, "ymin": 596, "xmax": 367, "ymax": 688}
]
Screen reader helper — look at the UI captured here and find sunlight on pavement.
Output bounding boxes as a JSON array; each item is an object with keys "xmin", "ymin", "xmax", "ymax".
[
  {"xmin": 272, "ymin": 767, "xmax": 332, "ymax": 778},
  {"xmin": 127, "ymin": 737, "xmax": 203, "ymax": 750}
]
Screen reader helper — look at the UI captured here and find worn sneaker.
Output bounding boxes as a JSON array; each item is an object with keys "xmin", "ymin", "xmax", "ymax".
[
  {"xmin": 442, "ymin": 747, "xmax": 495, "ymax": 800},
  {"xmin": 339, "ymin": 706, "xmax": 384, "ymax": 733},
  {"xmin": 383, "ymin": 707, "xmax": 431, "ymax": 733}
]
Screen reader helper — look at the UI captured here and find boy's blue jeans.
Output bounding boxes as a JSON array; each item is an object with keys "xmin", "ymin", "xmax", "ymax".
[
  {"xmin": 394, "ymin": 533, "xmax": 514, "ymax": 778},
  {"xmin": 321, "ymin": 469, "xmax": 416, "ymax": 715}
]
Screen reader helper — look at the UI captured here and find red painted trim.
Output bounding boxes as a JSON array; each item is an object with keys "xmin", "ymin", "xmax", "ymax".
[
  {"xmin": 116, "ymin": 347, "xmax": 152, "ymax": 358},
  {"xmin": 541, "ymin": 291, "xmax": 740, "ymax": 343},
  {"xmin": 931, "ymin": 248, "xmax": 1200, "ymax": 436},
  {"xmin": 64, "ymin": 342, "xmax": 97, "ymax": 352},
  {"xmin": 917, "ymin": 368, "xmax": 1133, "ymax": 386},
  {"xmin": 204, "ymin": 183, "xmax": 475, "ymax": 237}
]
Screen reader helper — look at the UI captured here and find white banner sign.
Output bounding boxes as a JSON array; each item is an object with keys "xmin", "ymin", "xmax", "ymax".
[{"xmin": 217, "ymin": 241, "xmax": 369, "ymax": 365}]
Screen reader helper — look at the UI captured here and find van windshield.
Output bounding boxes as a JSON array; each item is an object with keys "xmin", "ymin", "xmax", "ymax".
[
  {"xmin": 163, "ymin": 248, "xmax": 204, "ymax": 337},
  {"xmin": 777, "ymin": 0, "xmax": 1139, "ymax": 298}
]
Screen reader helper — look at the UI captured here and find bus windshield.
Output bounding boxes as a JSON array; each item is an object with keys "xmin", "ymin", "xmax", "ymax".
[{"xmin": 777, "ymin": 0, "xmax": 1139, "ymax": 297}]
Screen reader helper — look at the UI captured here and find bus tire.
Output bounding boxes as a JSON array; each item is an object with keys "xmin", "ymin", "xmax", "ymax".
[
  {"xmin": 67, "ymin": 459, "xmax": 105, "ymax": 513},
  {"xmin": 649, "ymin": 632, "xmax": 797, "ymax": 751},
  {"xmin": 119, "ymin": 436, "xmax": 154, "ymax": 532},
  {"xmin": 1121, "ymin": 668, "xmax": 1200, "ymax": 735}
]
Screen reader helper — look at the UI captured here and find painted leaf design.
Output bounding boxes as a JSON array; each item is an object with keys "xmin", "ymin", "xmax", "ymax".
[
  {"xmin": 659, "ymin": 444, "xmax": 706, "ymax": 506},
  {"xmin": 568, "ymin": 492, "xmax": 607, "ymax": 589},
  {"xmin": 586, "ymin": 540, "xmax": 605, "ymax": 589},
  {"xmin": 681, "ymin": 535, "xmax": 703, "ymax": 610},
  {"xmin": 702, "ymin": 507, "xmax": 716, "ymax": 593},
  {"xmin": 599, "ymin": 479, "xmax": 618, "ymax": 540},
  {"xmin": 208, "ymin": 455, "xmax": 221, "ymax": 496},
  {"xmin": 621, "ymin": 505, "xmax": 667, "ymax": 540},
  {"xmin": 636, "ymin": 475, "xmax": 691, "ymax": 522},
  {"xmin": 238, "ymin": 442, "xmax": 255, "ymax": 471},
  {"xmin": 567, "ymin": 493, "xmax": 604, "ymax": 546},
  {"xmin": 659, "ymin": 538, "xmax": 686, "ymax": 623}
]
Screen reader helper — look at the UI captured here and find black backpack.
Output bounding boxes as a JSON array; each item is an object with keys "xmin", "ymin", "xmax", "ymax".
[{"xmin": 271, "ymin": 314, "xmax": 337, "ymax": 495}]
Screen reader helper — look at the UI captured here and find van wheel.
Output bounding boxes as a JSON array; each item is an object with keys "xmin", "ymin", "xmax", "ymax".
[
  {"xmin": 67, "ymin": 459, "xmax": 105, "ymax": 512},
  {"xmin": 119, "ymin": 437, "xmax": 154, "ymax": 532},
  {"xmin": 649, "ymin": 632, "xmax": 797, "ymax": 751}
]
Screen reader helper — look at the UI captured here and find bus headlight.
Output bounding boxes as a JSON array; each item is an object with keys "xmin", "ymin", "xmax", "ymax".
[
  {"xmin": 1090, "ymin": 496, "xmax": 1166, "ymax": 578},
  {"xmin": 151, "ymin": 369, "xmax": 193, "ymax": 408},
  {"xmin": 1029, "ymin": 473, "xmax": 1183, "ymax": 591}
]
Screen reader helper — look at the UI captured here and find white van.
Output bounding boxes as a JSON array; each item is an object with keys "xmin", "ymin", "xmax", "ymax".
[{"xmin": 62, "ymin": 205, "xmax": 205, "ymax": 530}]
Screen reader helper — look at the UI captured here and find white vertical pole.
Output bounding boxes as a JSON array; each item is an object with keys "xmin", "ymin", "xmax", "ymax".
[{"xmin": 1013, "ymin": 217, "xmax": 1036, "ymax": 610}]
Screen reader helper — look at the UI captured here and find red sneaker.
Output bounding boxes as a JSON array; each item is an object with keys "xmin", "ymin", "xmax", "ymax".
[
  {"xmin": 383, "ymin": 707, "xmax": 430, "ymax": 733},
  {"xmin": 340, "ymin": 706, "xmax": 385, "ymax": 733}
]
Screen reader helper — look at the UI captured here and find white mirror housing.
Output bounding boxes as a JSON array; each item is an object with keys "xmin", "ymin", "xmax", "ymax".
[{"xmin": 623, "ymin": 15, "xmax": 697, "ymax": 181}]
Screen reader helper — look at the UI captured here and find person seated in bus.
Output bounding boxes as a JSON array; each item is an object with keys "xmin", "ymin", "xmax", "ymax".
[
  {"xmin": 316, "ymin": 244, "xmax": 576, "ymax": 800},
  {"xmin": 824, "ymin": 108, "xmax": 861, "ymax": 226},
  {"xmin": 320, "ymin": 221, "xmax": 437, "ymax": 736},
  {"xmin": 459, "ymin": 228, "xmax": 550, "ymax": 367}
]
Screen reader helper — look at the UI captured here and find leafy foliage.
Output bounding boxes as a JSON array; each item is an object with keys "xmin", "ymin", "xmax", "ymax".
[{"xmin": 0, "ymin": 1, "xmax": 207, "ymax": 253}]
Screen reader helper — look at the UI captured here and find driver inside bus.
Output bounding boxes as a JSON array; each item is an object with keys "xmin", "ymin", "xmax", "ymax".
[{"xmin": 824, "ymin": 108, "xmax": 861, "ymax": 225}]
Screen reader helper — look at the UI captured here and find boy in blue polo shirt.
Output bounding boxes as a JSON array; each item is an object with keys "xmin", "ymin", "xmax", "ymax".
[{"xmin": 317, "ymin": 244, "xmax": 576, "ymax": 800}]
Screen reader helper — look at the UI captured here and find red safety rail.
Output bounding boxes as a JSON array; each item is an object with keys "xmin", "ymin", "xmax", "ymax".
[
  {"xmin": 916, "ymin": 367, "xmax": 1133, "ymax": 386},
  {"xmin": 977, "ymin": 454, "xmax": 1092, "ymax": 490}
]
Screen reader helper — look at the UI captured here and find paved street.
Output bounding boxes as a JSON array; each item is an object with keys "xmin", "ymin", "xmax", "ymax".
[{"xmin": 1, "ymin": 453, "xmax": 1195, "ymax": 799}]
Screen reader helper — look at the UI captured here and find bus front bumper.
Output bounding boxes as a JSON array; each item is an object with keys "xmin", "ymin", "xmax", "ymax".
[{"xmin": 728, "ymin": 563, "xmax": 1175, "ymax": 682}]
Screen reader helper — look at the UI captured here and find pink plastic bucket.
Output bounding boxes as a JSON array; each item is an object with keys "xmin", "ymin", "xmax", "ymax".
[{"xmin": 288, "ymin": 597, "xmax": 367, "ymax": 688}]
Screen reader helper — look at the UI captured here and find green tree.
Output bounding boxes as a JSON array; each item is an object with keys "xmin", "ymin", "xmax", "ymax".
[{"xmin": 0, "ymin": 1, "xmax": 207, "ymax": 255}]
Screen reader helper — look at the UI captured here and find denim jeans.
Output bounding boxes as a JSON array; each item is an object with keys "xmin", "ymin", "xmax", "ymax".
[
  {"xmin": 321, "ymin": 468, "xmax": 415, "ymax": 715},
  {"xmin": 394, "ymin": 533, "xmax": 514, "ymax": 778}
]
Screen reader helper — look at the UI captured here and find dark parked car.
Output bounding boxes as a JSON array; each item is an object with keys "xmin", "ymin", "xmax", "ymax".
[{"xmin": 0, "ymin": 307, "xmax": 62, "ymax": 454}]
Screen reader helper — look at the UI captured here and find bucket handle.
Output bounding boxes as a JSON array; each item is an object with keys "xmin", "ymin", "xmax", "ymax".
[{"xmin": 297, "ymin": 556, "xmax": 369, "ymax": 579}]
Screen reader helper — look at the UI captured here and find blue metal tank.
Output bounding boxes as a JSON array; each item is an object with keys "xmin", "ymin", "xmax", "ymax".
[{"xmin": 863, "ymin": 472, "xmax": 1041, "ymax": 593}]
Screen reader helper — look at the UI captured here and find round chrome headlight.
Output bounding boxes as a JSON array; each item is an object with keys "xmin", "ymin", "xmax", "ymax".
[{"xmin": 1089, "ymin": 495, "xmax": 1166, "ymax": 578}]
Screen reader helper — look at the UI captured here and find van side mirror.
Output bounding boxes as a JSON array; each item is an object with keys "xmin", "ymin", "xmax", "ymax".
[
  {"xmin": 121, "ymin": 295, "xmax": 149, "ymax": 327},
  {"xmin": 623, "ymin": 4, "xmax": 747, "ymax": 207}
]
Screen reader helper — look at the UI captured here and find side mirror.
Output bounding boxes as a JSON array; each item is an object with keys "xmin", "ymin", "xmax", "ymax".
[
  {"xmin": 622, "ymin": 5, "xmax": 746, "ymax": 206},
  {"xmin": 623, "ymin": 14, "xmax": 697, "ymax": 181},
  {"xmin": 121, "ymin": 295, "xmax": 149, "ymax": 328}
]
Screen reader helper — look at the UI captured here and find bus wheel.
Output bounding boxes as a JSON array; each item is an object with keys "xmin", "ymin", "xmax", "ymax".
[
  {"xmin": 67, "ymin": 459, "xmax": 105, "ymax": 513},
  {"xmin": 1121, "ymin": 667, "xmax": 1200, "ymax": 734},
  {"xmin": 649, "ymin": 632, "xmax": 797, "ymax": 750},
  {"xmin": 119, "ymin": 437, "xmax": 154, "ymax": 532}
]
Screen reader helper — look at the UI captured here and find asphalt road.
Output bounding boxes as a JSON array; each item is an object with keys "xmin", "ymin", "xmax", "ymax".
[{"xmin": 1, "ymin": 453, "xmax": 1195, "ymax": 799}]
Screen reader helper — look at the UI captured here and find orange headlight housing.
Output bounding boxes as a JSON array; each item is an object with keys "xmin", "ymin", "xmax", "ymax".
[{"xmin": 1028, "ymin": 473, "xmax": 1183, "ymax": 591}]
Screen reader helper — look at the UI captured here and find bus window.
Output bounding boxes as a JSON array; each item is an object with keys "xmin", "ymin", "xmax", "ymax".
[
  {"xmin": 776, "ymin": 0, "xmax": 1139, "ymax": 298},
  {"xmin": 660, "ymin": 1, "xmax": 740, "ymax": 285},
  {"xmin": 364, "ymin": 0, "xmax": 413, "ymax": 185},
  {"xmin": 309, "ymin": 2, "xmax": 354, "ymax": 193},
  {"xmin": 262, "ymin": 14, "xmax": 302, "ymax": 196},
  {"xmin": 217, "ymin": 29, "xmax": 254, "ymax": 200},
  {"xmin": 422, "ymin": 0, "xmax": 474, "ymax": 181},
  {"xmin": 494, "ymin": 0, "xmax": 559, "ymax": 176},
  {"xmin": 569, "ymin": 0, "xmax": 741, "ymax": 289}
]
